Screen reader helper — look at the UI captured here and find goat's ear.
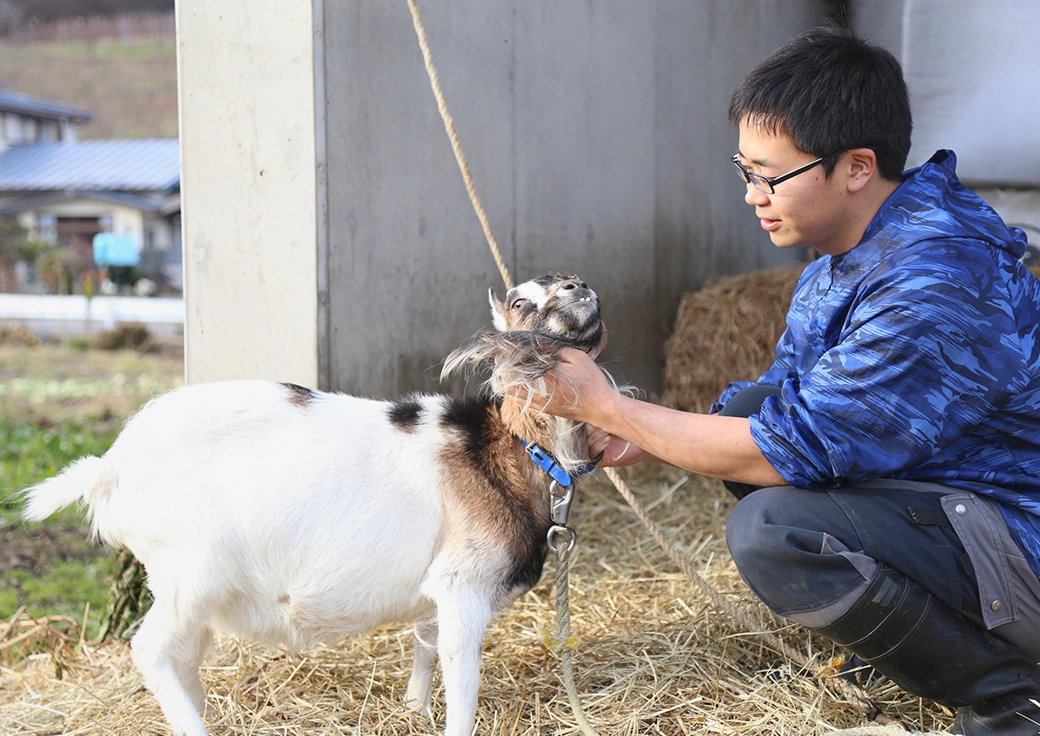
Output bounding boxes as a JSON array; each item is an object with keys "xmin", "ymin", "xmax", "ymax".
[{"xmin": 489, "ymin": 288, "xmax": 509, "ymax": 332}]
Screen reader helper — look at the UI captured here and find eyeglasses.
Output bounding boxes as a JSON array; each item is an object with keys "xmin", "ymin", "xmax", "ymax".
[{"xmin": 731, "ymin": 150, "xmax": 846, "ymax": 194}]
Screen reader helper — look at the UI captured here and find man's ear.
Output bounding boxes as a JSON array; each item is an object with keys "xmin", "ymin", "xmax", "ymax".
[{"xmin": 846, "ymin": 148, "xmax": 879, "ymax": 193}]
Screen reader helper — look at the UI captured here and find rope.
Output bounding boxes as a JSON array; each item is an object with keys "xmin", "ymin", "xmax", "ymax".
[
  {"xmin": 406, "ymin": 4, "xmax": 597, "ymax": 729},
  {"xmin": 604, "ymin": 468, "xmax": 906, "ymax": 731},
  {"xmin": 824, "ymin": 730, "xmax": 950, "ymax": 736},
  {"xmin": 405, "ymin": 0, "xmax": 513, "ymax": 291},
  {"xmin": 405, "ymin": 2, "xmax": 904, "ymax": 731},
  {"xmin": 553, "ymin": 541, "xmax": 602, "ymax": 736}
]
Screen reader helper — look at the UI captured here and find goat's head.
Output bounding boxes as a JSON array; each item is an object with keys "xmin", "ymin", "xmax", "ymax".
[
  {"xmin": 487, "ymin": 274, "xmax": 606, "ymax": 360},
  {"xmin": 441, "ymin": 273, "xmax": 608, "ymax": 397},
  {"xmin": 441, "ymin": 273, "xmax": 610, "ymax": 473}
]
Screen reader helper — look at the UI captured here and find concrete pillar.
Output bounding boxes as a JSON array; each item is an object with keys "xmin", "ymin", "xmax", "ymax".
[{"xmin": 177, "ymin": 1, "xmax": 321, "ymax": 386}]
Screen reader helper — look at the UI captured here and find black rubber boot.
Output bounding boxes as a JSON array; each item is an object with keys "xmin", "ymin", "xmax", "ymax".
[{"xmin": 812, "ymin": 566, "xmax": 1040, "ymax": 736}]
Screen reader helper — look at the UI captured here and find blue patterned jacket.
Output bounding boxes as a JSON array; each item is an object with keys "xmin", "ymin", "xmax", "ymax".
[{"xmin": 715, "ymin": 150, "xmax": 1040, "ymax": 577}]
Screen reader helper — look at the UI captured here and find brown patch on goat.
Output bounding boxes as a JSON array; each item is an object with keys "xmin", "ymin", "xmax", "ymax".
[
  {"xmin": 281, "ymin": 382, "xmax": 317, "ymax": 408},
  {"xmin": 437, "ymin": 396, "xmax": 552, "ymax": 593}
]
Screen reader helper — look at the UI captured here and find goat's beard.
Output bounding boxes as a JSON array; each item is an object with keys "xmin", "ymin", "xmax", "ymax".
[
  {"xmin": 441, "ymin": 326, "xmax": 634, "ymax": 406},
  {"xmin": 441, "ymin": 330, "xmax": 574, "ymax": 399},
  {"xmin": 441, "ymin": 324, "xmax": 638, "ymax": 474}
]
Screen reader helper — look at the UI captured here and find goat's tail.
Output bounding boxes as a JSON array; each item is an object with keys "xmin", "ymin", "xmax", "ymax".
[{"xmin": 21, "ymin": 455, "xmax": 112, "ymax": 522}]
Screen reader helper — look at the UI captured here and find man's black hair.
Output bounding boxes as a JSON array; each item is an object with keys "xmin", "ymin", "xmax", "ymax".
[{"xmin": 728, "ymin": 20, "xmax": 912, "ymax": 181}]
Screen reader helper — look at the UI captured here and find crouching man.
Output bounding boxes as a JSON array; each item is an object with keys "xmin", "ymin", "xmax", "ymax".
[{"xmin": 522, "ymin": 21, "xmax": 1040, "ymax": 736}]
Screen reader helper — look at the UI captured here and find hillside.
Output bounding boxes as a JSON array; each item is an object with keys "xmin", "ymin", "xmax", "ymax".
[
  {"xmin": 1, "ymin": 1, "xmax": 174, "ymax": 33},
  {"xmin": 0, "ymin": 33, "xmax": 176, "ymax": 139},
  {"xmin": 0, "ymin": 11, "xmax": 177, "ymax": 140}
]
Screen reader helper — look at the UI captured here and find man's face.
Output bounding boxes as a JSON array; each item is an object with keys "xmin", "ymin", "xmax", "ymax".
[{"xmin": 735, "ymin": 119, "xmax": 857, "ymax": 256}]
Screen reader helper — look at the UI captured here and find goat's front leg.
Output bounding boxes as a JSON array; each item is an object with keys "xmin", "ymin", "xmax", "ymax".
[
  {"xmin": 432, "ymin": 582, "xmax": 495, "ymax": 736},
  {"xmin": 405, "ymin": 615, "xmax": 438, "ymax": 719}
]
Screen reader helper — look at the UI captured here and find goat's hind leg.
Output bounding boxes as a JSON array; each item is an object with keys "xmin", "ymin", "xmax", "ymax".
[
  {"xmin": 404, "ymin": 615, "xmax": 438, "ymax": 720},
  {"xmin": 130, "ymin": 599, "xmax": 214, "ymax": 736},
  {"xmin": 175, "ymin": 625, "xmax": 214, "ymax": 713}
]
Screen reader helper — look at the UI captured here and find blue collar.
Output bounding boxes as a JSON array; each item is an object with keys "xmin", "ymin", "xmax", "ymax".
[{"xmin": 521, "ymin": 440, "xmax": 597, "ymax": 487}]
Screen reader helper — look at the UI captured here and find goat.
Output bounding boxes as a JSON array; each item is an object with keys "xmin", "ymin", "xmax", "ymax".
[{"xmin": 21, "ymin": 273, "xmax": 609, "ymax": 736}]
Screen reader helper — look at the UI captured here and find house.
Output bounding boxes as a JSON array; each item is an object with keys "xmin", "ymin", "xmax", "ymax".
[
  {"xmin": 0, "ymin": 89, "xmax": 181, "ymax": 294},
  {"xmin": 0, "ymin": 89, "xmax": 91, "ymax": 152}
]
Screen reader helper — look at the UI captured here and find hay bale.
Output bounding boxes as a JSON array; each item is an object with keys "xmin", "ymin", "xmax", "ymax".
[
  {"xmin": 662, "ymin": 265, "xmax": 804, "ymax": 413},
  {"xmin": 664, "ymin": 262, "xmax": 1040, "ymax": 414}
]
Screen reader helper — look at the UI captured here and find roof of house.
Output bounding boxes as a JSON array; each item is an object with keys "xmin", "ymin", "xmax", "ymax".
[
  {"xmin": 0, "ymin": 190, "xmax": 168, "ymax": 218},
  {"xmin": 0, "ymin": 139, "xmax": 180, "ymax": 192},
  {"xmin": 0, "ymin": 89, "xmax": 92, "ymax": 123}
]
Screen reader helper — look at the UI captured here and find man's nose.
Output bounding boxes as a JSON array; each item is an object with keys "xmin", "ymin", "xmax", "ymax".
[{"xmin": 744, "ymin": 183, "xmax": 770, "ymax": 206}]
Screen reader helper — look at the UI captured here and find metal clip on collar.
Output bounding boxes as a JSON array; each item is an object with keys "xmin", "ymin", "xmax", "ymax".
[
  {"xmin": 548, "ymin": 479, "xmax": 577, "ymax": 553},
  {"xmin": 522, "ymin": 440, "xmax": 595, "ymax": 555},
  {"xmin": 550, "ymin": 479, "xmax": 574, "ymax": 526}
]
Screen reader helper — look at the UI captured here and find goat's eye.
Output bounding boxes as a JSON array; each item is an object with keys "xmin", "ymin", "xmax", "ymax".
[{"xmin": 510, "ymin": 298, "xmax": 529, "ymax": 311}]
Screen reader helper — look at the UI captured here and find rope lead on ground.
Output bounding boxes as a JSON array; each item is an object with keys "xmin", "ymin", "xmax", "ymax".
[
  {"xmin": 603, "ymin": 468, "xmax": 906, "ymax": 731},
  {"xmin": 553, "ymin": 540, "xmax": 602, "ymax": 736}
]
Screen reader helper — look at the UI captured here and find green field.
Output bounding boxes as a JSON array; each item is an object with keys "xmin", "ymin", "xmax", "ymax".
[
  {"xmin": 0, "ymin": 342, "xmax": 183, "ymax": 636},
  {"xmin": 0, "ymin": 23, "xmax": 180, "ymax": 636}
]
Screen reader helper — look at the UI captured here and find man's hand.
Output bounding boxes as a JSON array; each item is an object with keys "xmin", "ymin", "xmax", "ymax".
[
  {"xmin": 511, "ymin": 347, "xmax": 652, "ymax": 468},
  {"xmin": 588, "ymin": 426, "xmax": 651, "ymax": 467},
  {"xmin": 514, "ymin": 346, "xmax": 615, "ymax": 423},
  {"xmin": 515, "ymin": 346, "xmax": 782, "ymax": 485}
]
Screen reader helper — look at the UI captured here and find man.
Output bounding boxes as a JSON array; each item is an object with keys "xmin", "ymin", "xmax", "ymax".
[{"xmin": 525, "ymin": 22, "xmax": 1040, "ymax": 736}]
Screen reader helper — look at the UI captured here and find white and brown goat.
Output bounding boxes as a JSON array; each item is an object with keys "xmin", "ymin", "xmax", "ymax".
[{"xmin": 21, "ymin": 274, "xmax": 608, "ymax": 736}]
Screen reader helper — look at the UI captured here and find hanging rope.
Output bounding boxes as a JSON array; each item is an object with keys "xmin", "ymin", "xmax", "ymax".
[
  {"xmin": 406, "ymin": 0, "xmax": 512, "ymax": 291},
  {"xmin": 405, "ymin": 2, "xmax": 905, "ymax": 732},
  {"xmin": 405, "ymin": 6, "xmax": 597, "ymax": 728}
]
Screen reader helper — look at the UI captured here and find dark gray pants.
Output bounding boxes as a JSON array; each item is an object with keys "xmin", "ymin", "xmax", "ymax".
[
  {"xmin": 726, "ymin": 482, "xmax": 981, "ymax": 626},
  {"xmin": 718, "ymin": 384, "xmax": 1040, "ymax": 657}
]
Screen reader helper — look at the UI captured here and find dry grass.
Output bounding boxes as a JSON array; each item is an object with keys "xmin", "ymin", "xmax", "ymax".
[
  {"xmin": 0, "ymin": 469, "xmax": 954, "ymax": 735},
  {"xmin": 0, "ymin": 340, "xmax": 183, "ymax": 423}
]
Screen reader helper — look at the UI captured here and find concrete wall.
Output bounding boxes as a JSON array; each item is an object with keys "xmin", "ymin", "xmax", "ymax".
[
  {"xmin": 852, "ymin": 0, "xmax": 1040, "ymax": 187},
  {"xmin": 852, "ymin": 0, "xmax": 1040, "ymax": 272},
  {"xmin": 180, "ymin": 0, "xmax": 827, "ymax": 396},
  {"xmin": 0, "ymin": 293, "xmax": 183, "ymax": 338}
]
